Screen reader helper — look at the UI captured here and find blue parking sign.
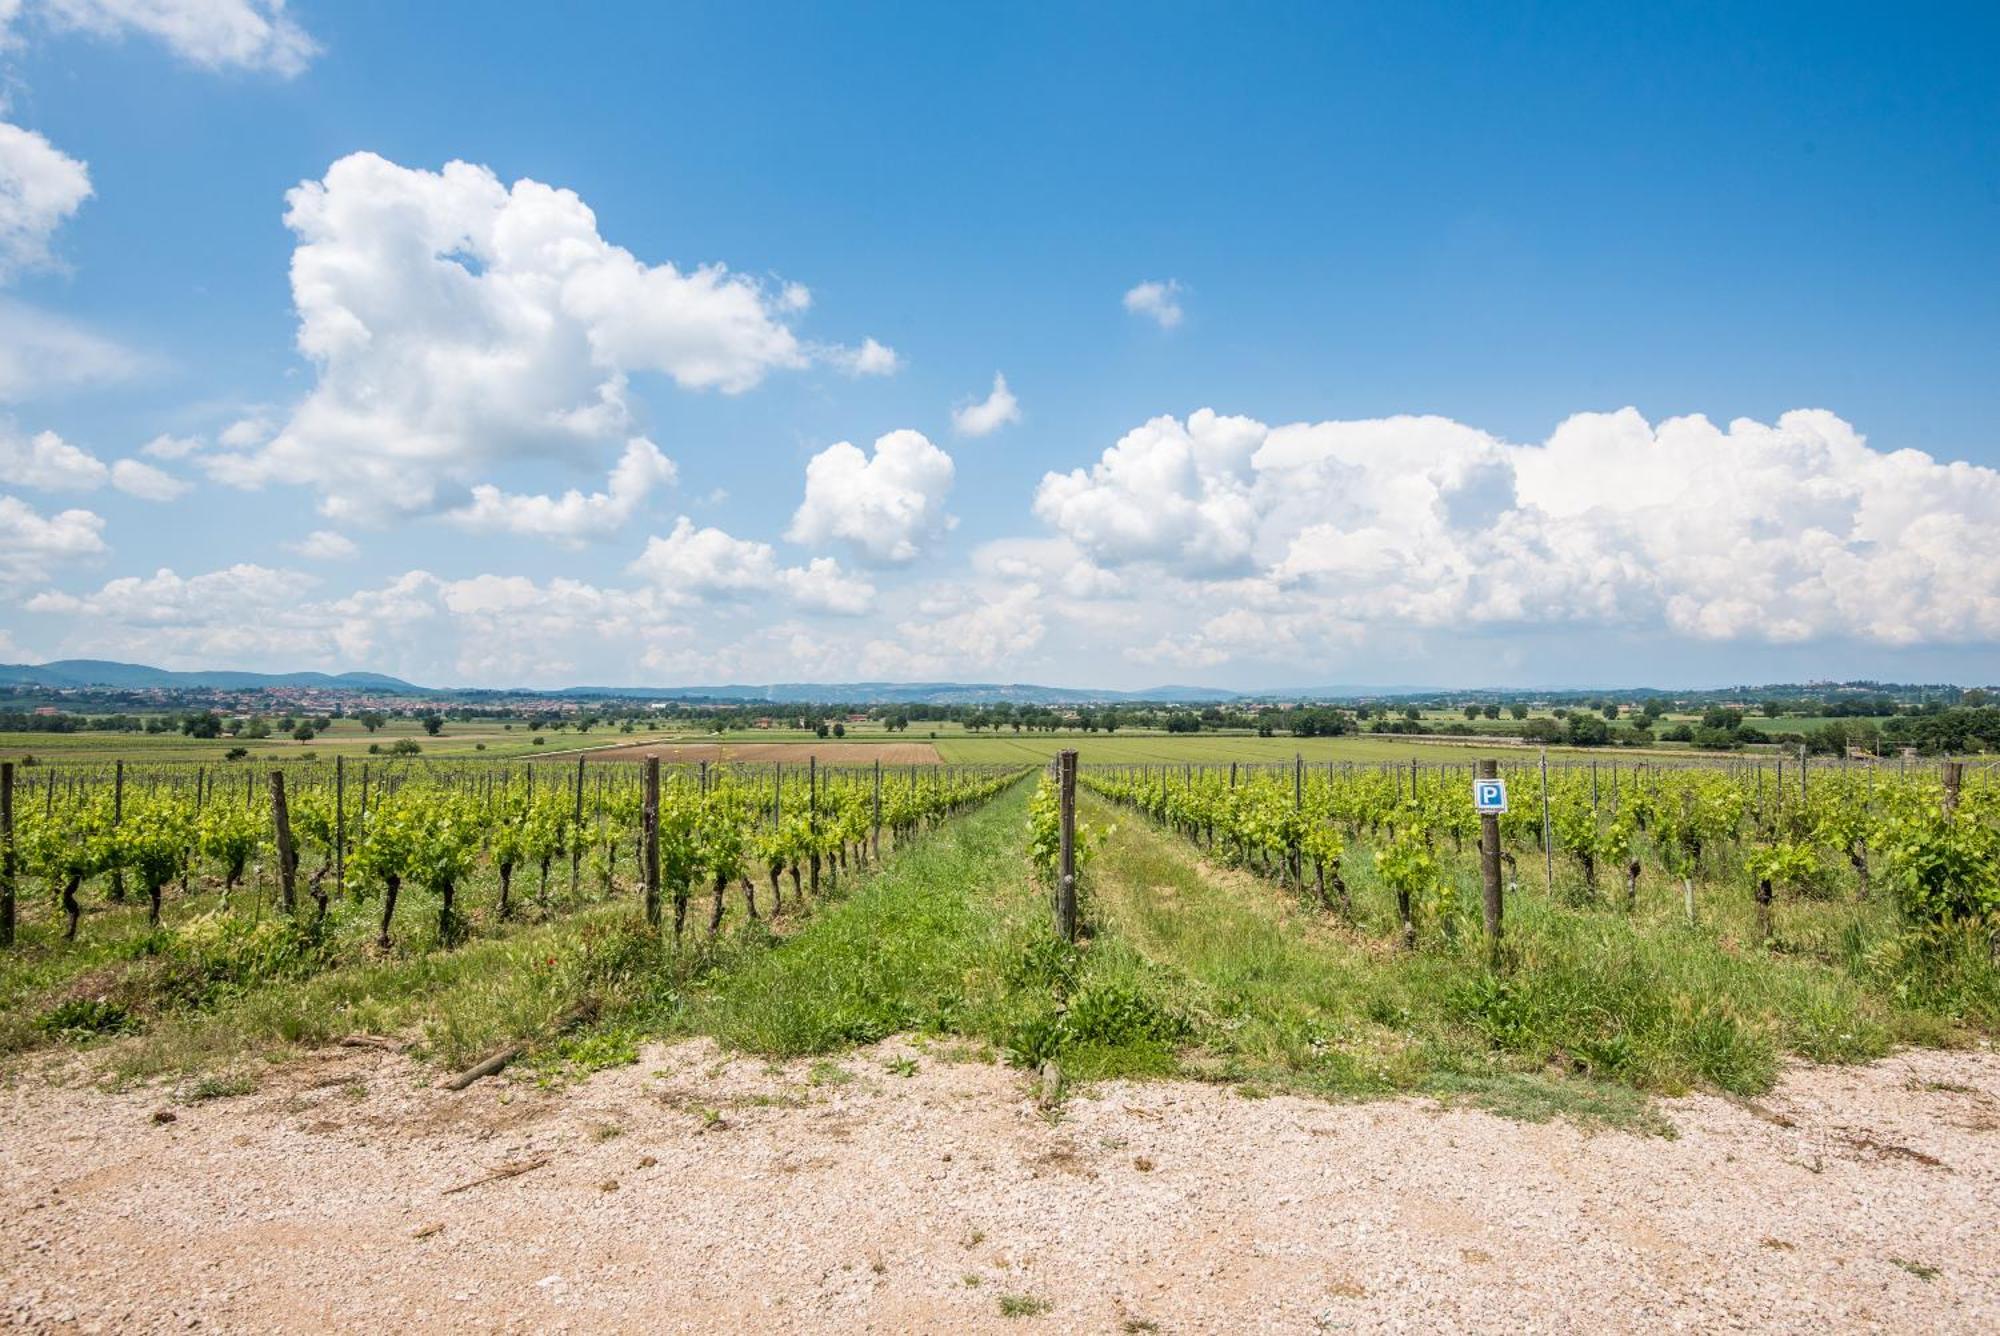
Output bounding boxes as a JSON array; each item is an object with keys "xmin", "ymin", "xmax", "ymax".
[{"xmin": 1473, "ymin": 777, "xmax": 1507, "ymax": 813}]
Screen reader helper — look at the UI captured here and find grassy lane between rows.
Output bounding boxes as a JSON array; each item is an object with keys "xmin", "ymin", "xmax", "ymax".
[
  {"xmin": 1060, "ymin": 790, "xmax": 1994, "ymax": 1122},
  {"xmin": 23, "ymin": 792, "xmax": 1022, "ymax": 1092}
]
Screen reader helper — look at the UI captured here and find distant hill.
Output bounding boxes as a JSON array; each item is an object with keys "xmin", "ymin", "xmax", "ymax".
[
  {"xmin": 0, "ymin": 662, "xmax": 1231, "ymax": 704},
  {"xmin": 0, "ymin": 660, "xmax": 427, "ymax": 693},
  {"xmin": 553, "ymin": 682, "xmax": 1240, "ymax": 705}
]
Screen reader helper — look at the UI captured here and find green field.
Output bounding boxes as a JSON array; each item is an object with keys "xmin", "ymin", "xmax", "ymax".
[
  {"xmin": 0, "ymin": 719, "xmax": 1756, "ymax": 771},
  {"xmin": 0, "ymin": 717, "xmax": 731, "ymax": 766}
]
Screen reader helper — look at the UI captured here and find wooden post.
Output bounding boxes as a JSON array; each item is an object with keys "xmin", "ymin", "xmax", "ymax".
[
  {"xmin": 872, "ymin": 758, "xmax": 882, "ymax": 862},
  {"xmin": 1943, "ymin": 760, "xmax": 1964, "ymax": 818},
  {"xmin": 1056, "ymin": 749, "xmax": 1078, "ymax": 942},
  {"xmin": 808, "ymin": 755, "xmax": 819, "ymax": 897},
  {"xmin": 269, "ymin": 770, "xmax": 297, "ymax": 915},
  {"xmin": 1478, "ymin": 759, "xmax": 1504, "ymax": 965},
  {"xmin": 334, "ymin": 755, "xmax": 345, "ymax": 896},
  {"xmin": 1539, "ymin": 749, "xmax": 1554, "ymax": 895},
  {"xmin": 0, "ymin": 761, "xmax": 14, "ymax": 948},
  {"xmin": 642, "ymin": 756, "xmax": 661, "ymax": 927},
  {"xmin": 570, "ymin": 755, "xmax": 585, "ymax": 895},
  {"xmin": 109, "ymin": 759, "xmax": 125, "ymax": 903}
]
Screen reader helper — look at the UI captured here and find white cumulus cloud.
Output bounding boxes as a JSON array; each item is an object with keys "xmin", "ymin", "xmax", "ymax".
[
  {"xmin": 1, "ymin": 422, "xmax": 189, "ymax": 498},
  {"xmin": 1122, "ymin": 278, "xmax": 1184, "ymax": 329},
  {"xmin": 12, "ymin": 0, "xmax": 317, "ymax": 76},
  {"xmin": 1036, "ymin": 406, "xmax": 2000, "ymax": 647},
  {"xmin": 787, "ymin": 428, "xmax": 955, "ymax": 564},
  {"xmin": 447, "ymin": 437, "xmax": 676, "ymax": 546},
  {"xmin": 628, "ymin": 516, "xmax": 874, "ymax": 614},
  {"xmin": 0, "ymin": 121, "xmax": 90, "ymax": 279},
  {"xmin": 214, "ymin": 152, "xmax": 885, "ymax": 522},
  {"xmin": 951, "ymin": 372, "xmax": 1021, "ymax": 438},
  {"xmin": 0, "ymin": 492, "xmax": 104, "ymax": 586}
]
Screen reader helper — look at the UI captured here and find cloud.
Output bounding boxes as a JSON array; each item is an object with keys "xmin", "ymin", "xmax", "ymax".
[
  {"xmin": 0, "ymin": 424, "xmax": 106, "ymax": 489},
  {"xmin": 0, "ymin": 492, "xmax": 104, "ymax": 585},
  {"xmin": 0, "ymin": 301, "xmax": 145, "ymax": 401},
  {"xmin": 1122, "ymin": 278, "xmax": 1184, "ymax": 329},
  {"xmin": 140, "ymin": 433, "xmax": 203, "ymax": 460},
  {"xmin": 0, "ymin": 121, "xmax": 90, "ymax": 279},
  {"xmin": 1036, "ymin": 406, "xmax": 2000, "ymax": 647},
  {"xmin": 11, "ymin": 0, "xmax": 317, "ymax": 76},
  {"xmin": 447, "ymin": 436, "xmax": 675, "ymax": 546},
  {"xmin": 28, "ymin": 559, "xmax": 890, "ymax": 685},
  {"xmin": 826, "ymin": 336, "xmax": 902, "ymax": 377},
  {"xmin": 0, "ymin": 422, "xmax": 189, "ymax": 498},
  {"xmin": 896, "ymin": 581, "xmax": 1047, "ymax": 668},
  {"xmin": 0, "ymin": 125, "xmax": 143, "ymax": 403},
  {"xmin": 26, "ymin": 561, "xmax": 311, "ymax": 621},
  {"xmin": 628, "ymin": 516, "xmax": 874, "ymax": 614},
  {"xmin": 108, "ymin": 457, "xmax": 189, "ymax": 499},
  {"xmin": 1033, "ymin": 409, "xmax": 1264, "ymax": 575},
  {"xmin": 284, "ymin": 528, "xmax": 356, "ymax": 560},
  {"xmin": 787, "ymin": 428, "xmax": 955, "ymax": 564},
  {"xmin": 215, "ymin": 152, "xmax": 883, "ymax": 522},
  {"xmin": 951, "ymin": 372, "xmax": 1021, "ymax": 438}
]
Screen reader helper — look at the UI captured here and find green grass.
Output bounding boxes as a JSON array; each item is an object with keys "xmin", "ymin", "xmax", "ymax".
[{"xmin": 935, "ymin": 733, "xmax": 1558, "ymax": 766}]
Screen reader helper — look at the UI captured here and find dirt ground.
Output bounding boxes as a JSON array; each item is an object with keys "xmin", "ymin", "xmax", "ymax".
[
  {"xmin": 571, "ymin": 741, "xmax": 943, "ymax": 766},
  {"xmin": 2, "ymin": 1041, "xmax": 1996, "ymax": 1334}
]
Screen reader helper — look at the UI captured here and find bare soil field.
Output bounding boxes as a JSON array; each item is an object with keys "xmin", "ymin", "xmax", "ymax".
[
  {"xmin": 3, "ymin": 1040, "xmax": 1995, "ymax": 1334},
  {"xmin": 572, "ymin": 741, "xmax": 943, "ymax": 766}
]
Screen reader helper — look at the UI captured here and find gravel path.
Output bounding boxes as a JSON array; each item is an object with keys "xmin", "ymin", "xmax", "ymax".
[{"xmin": 2, "ymin": 1040, "xmax": 1995, "ymax": 1333}]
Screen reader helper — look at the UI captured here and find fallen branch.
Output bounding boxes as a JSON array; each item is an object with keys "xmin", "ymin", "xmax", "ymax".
[
  {"xmin": 441, "ymin": 1156, "xmax": 549, "ymax": 1196},
  {"xmin": 440, "ymin": 1042, "xmax": 526, "ymax": 1092},
  {"xmin": 338, "ymin": 1034, "xmax": 403, "ymax": 1052},
  {"xmin": 436, "ymin": 997, "xmax": 601, "ymax": 1091}
]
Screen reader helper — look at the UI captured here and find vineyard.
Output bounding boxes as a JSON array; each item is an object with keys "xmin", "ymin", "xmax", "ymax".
[
  {"xmin": 0, "ymin": 755, "xmax": 1022, "ymax": 1070},
  {"xmin": 3, "ymin": 744, "xmax": 1997, "ymax": 1110}
]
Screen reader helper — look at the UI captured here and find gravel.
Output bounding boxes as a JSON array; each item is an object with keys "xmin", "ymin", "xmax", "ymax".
[{"xmin": 1, "ymin": 1039, "xmax": 1995, "ymax": 1333}]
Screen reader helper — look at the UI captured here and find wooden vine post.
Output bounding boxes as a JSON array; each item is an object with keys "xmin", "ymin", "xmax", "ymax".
[
  {"xmin": 334, "ymin": 755, "xmax": 345, "ymax": 897},
  {"xmin": 570, "ymin": 755, "xmax": 585, "ymax": 895},
  {"xmin": 269, "ymin": 770, "xmax": 298, "ymax": 916},
  {"xmin": 808, "ymin": 755, "xmax": 819, "ymax": 897},
  {"xmin": 1477, "ymin": 758, "xmax": 1504, "ymax": 966},
  {"xmin": 1943, "ymin": 760, "xmax": 1963, "ymax": 818},
  {"xmin": 1, "ymin": 761, "xmax": 14, "ymax": 948},
  {"xmin": 872, "ymin": 758, "xmax": 882, "ymax": 863},
  {"xmin": 1539, "ymin": 749, "xmax": 1554, "ymax": 895},
  {"xmin": 109, "ymin": 759, "xmax": 125, "ymax": 903},
  {"xmin": 641, "ymin": 756, "xmax": 661, "ymax": 927},
  {"xmin": 1056, "ymin": 749, "xmax": 1078, "ymax": 942}
]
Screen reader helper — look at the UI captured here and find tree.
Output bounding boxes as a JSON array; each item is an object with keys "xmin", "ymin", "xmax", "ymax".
[
  {"xmin": 1509, "ymin": 704, "xmax": 1529, "ymax": 720},
  {"xmin": 292, "ymin": 723, "xmax": 316, "ymax": 742},
  {"xmin": 1566, "ymin": 714, "xmax": 1612, "ymax": 746},
  {"xmin": 1482, "ymin": 704, "xmax": 1500, "ymax": 720},
  {"xmin": 359, "ymin": 711, "xmax": 386, "ymax": 733},
  {"xmin": 421, "ymin": 713, "xmax": 443, "ymax": 736},
  {"xmin": 1463, "ymin": 705, "xmax": 1481, "ymax": 720},
  {"xmin": 832, "ymin": 722, "xmax": 846, "ymax": 738},
  {"xmin": 815, "ymin": 722, "xmax": 830, "ymax": 738},
  {"xmin": 182, "ymin": 712, "xmax": 222, "ymax": 739},
  {"xmin": 1600, "ymin": 702, "xmax": 1620, "ymax": 720}
]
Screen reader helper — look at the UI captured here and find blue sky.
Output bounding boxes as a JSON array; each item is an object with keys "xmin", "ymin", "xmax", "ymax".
[{"xmin": 1, "ymin": 1, "xmax": 1997, "ymax": 690}]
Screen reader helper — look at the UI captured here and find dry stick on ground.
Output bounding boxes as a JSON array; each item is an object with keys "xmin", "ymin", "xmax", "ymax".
[
  {"xmin": 440, "ymin": 1156, "xmax": 550, "ymax": 1196},
  {"xmin": 437, "ymin": 998, "xmax": 599, "ymax": 1091}
]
